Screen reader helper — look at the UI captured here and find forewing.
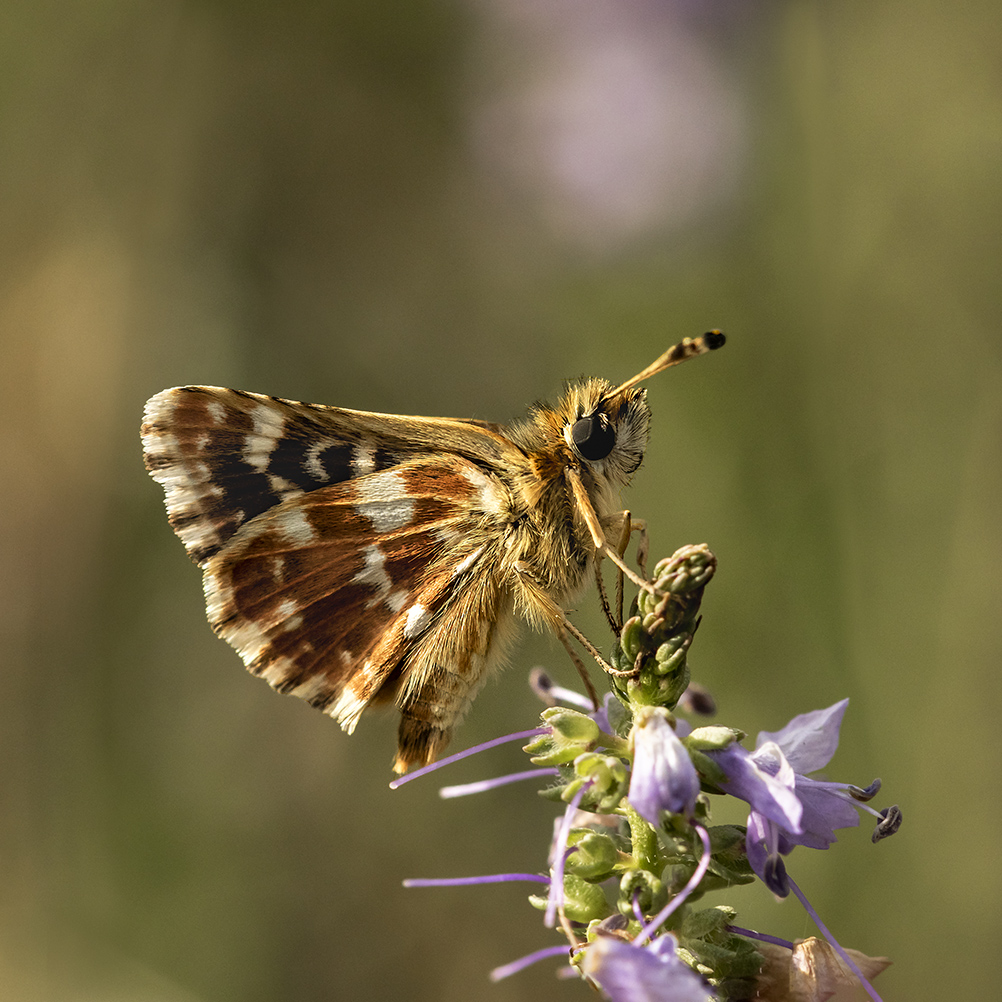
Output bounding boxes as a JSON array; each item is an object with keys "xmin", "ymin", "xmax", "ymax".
[
  {"xmin": 141, "ymin": 386, "xmax": 521, "ymax": 565},
  {"xmin": 200, "ymin": 455, "xmax": 512, "ymax": 739}
]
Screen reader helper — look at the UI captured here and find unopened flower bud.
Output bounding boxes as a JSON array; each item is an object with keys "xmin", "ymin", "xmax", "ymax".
[
  {"xmin": 564, "ymin": 753, "xmax": 630, "ymax": 813},
  {"xmin": 618, "ymin": 868, "xmax": 667, "ymax": 917},
  {"xmin": 530, "ymin": 874, "xmax": 610, "ymax": 924},
  {"xmin": 565, "ymin": 829, "xmax": 619, "ymax": 882},
  {"xmin": 524, "ymin": 707, "xmax": 600, "ymax": 765}
]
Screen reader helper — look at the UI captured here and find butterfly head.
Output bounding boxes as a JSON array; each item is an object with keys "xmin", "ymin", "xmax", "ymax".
[
  {"xmin": 560, "ymin": 380, "xmax": 652, "ymax": 486},
  {"xmin": 556, "ymin": 330, "xmax": 726, "ymax": 488}
]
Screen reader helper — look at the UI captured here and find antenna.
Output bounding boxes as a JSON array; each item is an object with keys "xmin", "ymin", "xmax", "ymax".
[{"xmin": 606, "ymin": 331, "xmax": 726, "ymax": 399}]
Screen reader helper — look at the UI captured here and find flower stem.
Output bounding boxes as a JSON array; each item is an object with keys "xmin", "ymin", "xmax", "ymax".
[
  {"xmin": 623, "ymin": 802, "xmax": 659, "ymax": 873},
  {"xmin": 634, "ymin": 824, "xmax": 712, "ymax": 946}
]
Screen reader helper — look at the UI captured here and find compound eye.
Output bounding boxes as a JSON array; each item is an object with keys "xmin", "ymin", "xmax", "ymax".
[{"xmin": 570, "ymin": 413, "xmax": 616, "ymax": 461}]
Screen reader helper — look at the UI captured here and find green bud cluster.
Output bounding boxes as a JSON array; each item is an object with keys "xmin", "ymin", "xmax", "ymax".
[
  {"xmin": 513, "ymin": 543, "xmax": 889, "ymax": 1000},
  {"xmin": 529, "ymin": 873, "xmax": 611, "ymax": 924},
  {"xmin": 525, "ymin": 546, "xmax": 770, "ymax": 995},
  {"xmin": 618, "ymin": 868, "xmax": 667, "ymax": 917},
  {"xmin": 564, "ymin": 829, "xmax": 620, "ymax": 882},
  {"xmin": 610, "ymin": 544, "xmax": 716, "ymax": 712}
]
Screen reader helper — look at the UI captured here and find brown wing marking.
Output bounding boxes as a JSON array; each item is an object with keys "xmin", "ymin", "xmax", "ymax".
[
  {"xmin": 142, "ymin": 387, "xmax": 411, "ymax": 565},
  {"xmin": 201, "ymin": 457, "xmax": 512, "ymax": 754}
]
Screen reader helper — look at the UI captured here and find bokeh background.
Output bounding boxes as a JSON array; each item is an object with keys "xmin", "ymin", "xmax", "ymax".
[{"xmin": 3, "ymin": 2, "xmax": 999, "ymax": 1000}]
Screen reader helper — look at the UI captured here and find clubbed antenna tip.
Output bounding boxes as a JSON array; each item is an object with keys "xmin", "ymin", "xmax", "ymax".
[{"xmin": 606, "ymin": 330, "xmax": 726, "ymax": 400}]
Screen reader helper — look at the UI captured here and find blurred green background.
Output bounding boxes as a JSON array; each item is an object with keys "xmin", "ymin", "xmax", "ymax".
[{"xmin": 2, "ymin": 1, "xmax": 999, "ymax": 1000}]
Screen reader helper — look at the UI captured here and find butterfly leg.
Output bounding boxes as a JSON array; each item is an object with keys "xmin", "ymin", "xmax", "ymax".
[
  {"xmin": 559, "ymin": 614, "xmax": 646, "ymax": 681},
  {"xmin": 614, "ymin": 511, "xmax": 635, "ymax": 631},
  {"xmin": 631, "ymin": 517, "xmax": 649, "ymax": 581},
  {"xmin": 565, "ymin": 468, "xmax": 656, "ymax": 596},
  {"xmin": 513, "ymin": 561, "xmax": 603, "ymax": 707},
  {"xmin": 594, "ymin": 559, "xmax": 618, "ymax": 634},
  {"xmin": 555, "ymin": 627, "xmax": 602, "ymax": 711},
  {"xmin": 594, "ymin": 511, "xmax": 651, "ymax": 632},
  {"xmin": 593, "ymin": 511, "xmax": 632, "ymax": 632},
  {"xmin": 515, "ymin": 562, "xmax": 641, "ymax": 698}
]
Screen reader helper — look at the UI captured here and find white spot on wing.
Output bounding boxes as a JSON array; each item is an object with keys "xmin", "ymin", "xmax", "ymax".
[
  {"xmin": 276, "ymin": 598, "xmax": 299, "ymax": 618},
  {"xmin": 451, "ymin": 546, "xmax": 484, "ymax": 579},
  {"xmin": 268, "ymin": 474, "xmax": 303, "ymax": 498},
  {"xmin": 352, "ymin": 444, "xmax": 375, "ymax": 476},
  {"xmin": 141, "ymin": 420, "xmax": 178, "ymax": 473},
  {"xmin": 275, "ymin": 505, "xmax": 316, "ymax": 545},
  {"xmin": 403, "ymin": 602, "xmax": 432, "ymax": 639},
  {"xmin": 275, "ymin": 598, "xmax": 303, "ymax": 632},
  {"xmin": 242, "ymin": 403, "xmax": 286, "ymax": 473},
  {"xmin": 206, "ymin": 400, "xmax": 227, "ymax": 424},
  {"xmin": 216, "ymin": 612, "xmax": 270, "ymax": 667},
  {"xmin": 386, "ymin": 589, "xmax": 408, "ymax": 613},
  {"xmin": 289, "ymin": 674, "xmax": 332, "ymax": 701},
  {"xmin": 305, "ymin": 440, "xmax": 333, "ymax": 482},
  {"xmin": 181, "ymin": 516, "xmax": 222, "ymax": 561},
  {"xmin": 329, "ymin": 685, "xmax": 367, "ymax": 733},
  {"xmin": 354, "ymin": 469, "xmax": 415, "ymax": 533},
  {"xmin": 352, "ymin": 544, "xmax": 408, "ymax": 612},
  {"xmin": 269, "ymin": 555, "xmax": 286, "ymax": 582},
  {"xmin": 434, "ymin": 526, "xmax": 462, "ymax": 548},
  {"xmin": 260, "ymin": 655, "xmax": 295, "ymax": 686},
  {"xmin": 461, "ymin": 464, "xmax": 506, "ymax": 515}
]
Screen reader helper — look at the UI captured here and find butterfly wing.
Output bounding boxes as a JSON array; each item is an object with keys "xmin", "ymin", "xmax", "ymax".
[
  {"xmin": 141, "ymin": 385, "xmax": 522, "ymax": 566},
  {"xmin": 142, "ymin": 386, "xmax": 525, "ymax": 771}
]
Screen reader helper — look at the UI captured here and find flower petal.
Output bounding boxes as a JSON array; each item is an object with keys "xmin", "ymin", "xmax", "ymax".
[
  {"xmin": 755, "ymin": 699, "xmax": 848, "ymax": 775},
  {"xmin": 787, "ymin": 778, "xmax": 862, "ymax": 849},
  {"xmin": 710, "ymin": 742, "xmax": 803, "ymax": 834},
  {"xmin": 629, "ymin": 708, "xmax": 700, "ymax": 824},
  {"xmin": 583, "ymin": 934, "xmax": 714, "ymax": 1002}
]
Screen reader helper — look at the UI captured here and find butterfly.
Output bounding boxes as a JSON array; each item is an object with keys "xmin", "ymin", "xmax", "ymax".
[{"xmin": 141, "ymin": 332, "xmax": 724, "ymax": 773}]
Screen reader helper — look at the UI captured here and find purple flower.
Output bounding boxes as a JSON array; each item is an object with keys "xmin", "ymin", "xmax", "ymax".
[
  {"xmin": 705, "ymin": 700, "xmax": 883, "ymax": 895},
  {"xmin": 583, "ymin": 933, "xmax": 715, "ymax": 1002},
  {"xmin": 707, "ymin": 738, "xmax": 803, "ymax": 833},
  {"xmin": 629, "ymin": 707, "xmax": 700, "ymax": 824}
]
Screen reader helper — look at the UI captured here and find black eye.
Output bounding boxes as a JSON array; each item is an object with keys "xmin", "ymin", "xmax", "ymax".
[{"xmin": 570, "ymin": 413, "xmax": 616, "ymax": 461}]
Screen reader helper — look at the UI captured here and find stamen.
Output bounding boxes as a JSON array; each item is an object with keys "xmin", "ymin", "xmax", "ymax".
[
  {"xmin": 529, "ymin": 668, "xmax": 593, "ymax": 710},
  {"xmin": 872, "ymin": 805, "xmax": 902, "ymax": 841},
  {"xmin": 787, "ymin": 876, "xmax": 883, "ymax": 1002},
  {"xmin": 404, "ymin": 873, "xmax": 550, "ymax": 888},
  {"xmin": 725, "ymin": 925, "xmax": 796, "ymax": 950},
  {"xmin": 489, "ymin": 944, "xmax": 570, "ymax": 982},
  {"xmin": 850, "ymin": 779, "xmax": 882, "ymax": 801},
  {"xmin": 388, "ymin": 728, "xmax": 546, "ymax": 789},
  {"xmin": 546, "ymin": 783, "xmax": 591, "ymax": 928},
  {"xmin": 439, "ymin": 768, "xmax": 560, "ymax": 799}
]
